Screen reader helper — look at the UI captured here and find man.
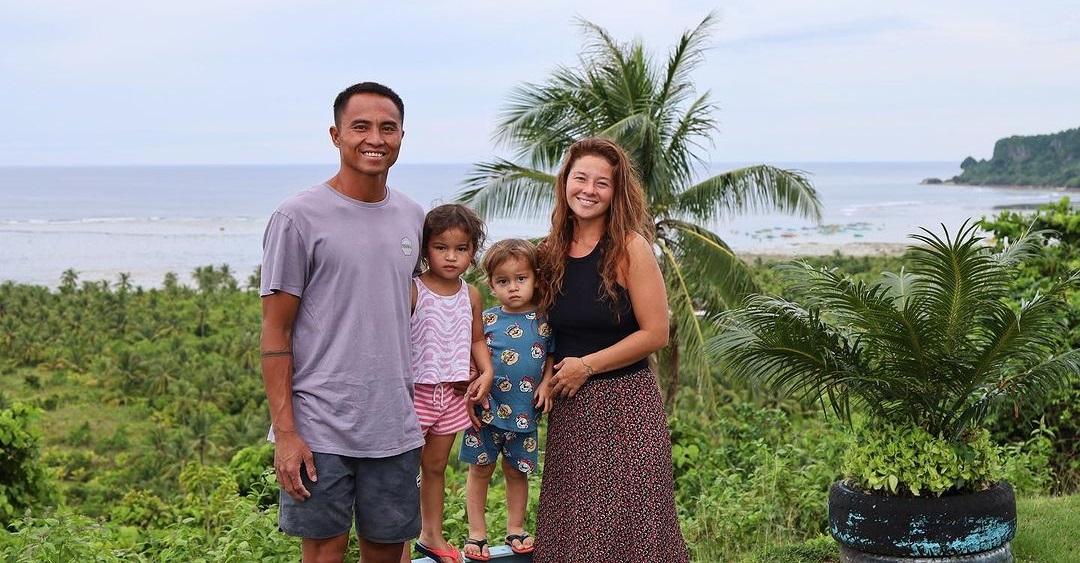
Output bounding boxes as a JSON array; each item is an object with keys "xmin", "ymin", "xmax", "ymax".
[{"xmin": 260, "ymin": 82, "xmax": 426, "ymax": 563}]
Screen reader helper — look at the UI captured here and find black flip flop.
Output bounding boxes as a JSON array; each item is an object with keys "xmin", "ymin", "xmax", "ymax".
[
  {"xmin": 504, "ymin": 533, "xmax": 535, "ymax": 555},
  {"xmin": 463, "ymin": 537, "xmax": 491, "ymax": 562}
]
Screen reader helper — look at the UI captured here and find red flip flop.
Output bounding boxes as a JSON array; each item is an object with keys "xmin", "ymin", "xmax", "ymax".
[
  {"xmin": 415, "ymin": 541, "xmax": 462, "ymax": 563},
  {"xmin": 504, "ymin": 533, "xmax": 535, "ymax": 555}
]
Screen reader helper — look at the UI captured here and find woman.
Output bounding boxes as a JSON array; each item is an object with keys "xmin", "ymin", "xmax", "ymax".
[{"xmin": 534, "ymin": 137, "xmax": 689, "ymax": 562}]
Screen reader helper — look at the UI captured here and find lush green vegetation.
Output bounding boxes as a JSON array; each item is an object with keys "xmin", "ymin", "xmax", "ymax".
[
  {"xmin": 952, "ymin": 126, "xmax": 1080, "ymax": 187},
  {"xmin": 982, "ymin": 198, "xmax": 1080, "ymax": 492},
  {"xmin": 714, "ymin": 221, "xmax": 1079, "ymax": 497},
  {"xmin": 3, "ymin": 207, "xmax": 1079, "ymax": 560}
]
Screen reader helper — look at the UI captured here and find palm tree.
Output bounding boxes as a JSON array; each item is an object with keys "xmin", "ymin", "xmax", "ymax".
[
  {"xmin": 458, "ymin": 13, "xmax": 822, "ymax": 405},
  {"xmin": 710, "ymin": 222, "xmax": 1080, "ymax": 439}
]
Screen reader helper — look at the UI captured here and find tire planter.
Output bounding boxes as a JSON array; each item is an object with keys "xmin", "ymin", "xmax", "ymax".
[{"xmin": 829, "ymin": 480, "xmax": 1016, "ymax": 562}]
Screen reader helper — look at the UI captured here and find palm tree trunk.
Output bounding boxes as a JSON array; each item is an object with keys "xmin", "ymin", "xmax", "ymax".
[{"xmin": 664, "ymin": 321, "xmax": 680, "ymax": 411}]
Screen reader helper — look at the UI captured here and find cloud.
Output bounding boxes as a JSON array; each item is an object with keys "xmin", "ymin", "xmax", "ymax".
[{"xmin": 1, "ymin": 0, "xmax": 1077, "ymax": 164}]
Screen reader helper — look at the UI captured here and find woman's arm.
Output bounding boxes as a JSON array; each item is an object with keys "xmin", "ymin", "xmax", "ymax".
[{"xmin": 551, "ymin": 234, "xmax": 669, "ymax": 397}]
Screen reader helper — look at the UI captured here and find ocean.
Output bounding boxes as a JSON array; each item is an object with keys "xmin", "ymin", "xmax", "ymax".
[{"xmin": 1, "ymin": 162, "xmax": 1072, "ymax": 288}]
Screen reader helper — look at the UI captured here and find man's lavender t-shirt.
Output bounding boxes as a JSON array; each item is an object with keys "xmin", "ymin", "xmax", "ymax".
[{"xmin": 260, "ymin": 183, "xmax": 426, "ymax": 458}]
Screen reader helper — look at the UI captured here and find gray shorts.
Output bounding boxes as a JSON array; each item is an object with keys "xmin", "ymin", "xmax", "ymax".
[{"xmin": 278, "ymin": 448, "xmax": 421, "ymax": 542}]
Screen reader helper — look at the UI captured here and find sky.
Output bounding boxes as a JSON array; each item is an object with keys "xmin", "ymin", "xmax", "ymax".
[{"xmin": 2, "ymin": 0, "xmax": 1078, "ymax": 166}]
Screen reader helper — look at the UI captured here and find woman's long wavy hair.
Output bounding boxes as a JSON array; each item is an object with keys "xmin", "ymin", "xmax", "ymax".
[{"xmin": 538, "ymin": 137, "xmax": 654, "ymax": 313}]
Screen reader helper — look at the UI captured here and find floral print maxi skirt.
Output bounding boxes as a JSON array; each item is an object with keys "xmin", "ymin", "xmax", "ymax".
[{"xmin": 534, "ymin": 367, "xmax": 689, "ymax": 563}]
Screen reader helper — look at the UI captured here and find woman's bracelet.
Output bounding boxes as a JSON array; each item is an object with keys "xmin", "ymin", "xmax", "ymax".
[{"xmin": 579, "ymin": 357, "xmax": 596, "ymax": 377}]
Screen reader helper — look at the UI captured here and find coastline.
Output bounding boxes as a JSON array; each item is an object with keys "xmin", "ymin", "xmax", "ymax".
[
  {"xmin": 922, "ymin": 179, "xmax": 1079, "ymax": 191},
  {"xmin": 742, "ymin": 241, "xmax": 909, "ymax": 260},
  {"xmin": 1, "ymin": 242, "xmax": 913, "ymax": 289}
]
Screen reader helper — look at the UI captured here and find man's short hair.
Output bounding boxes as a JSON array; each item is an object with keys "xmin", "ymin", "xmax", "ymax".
[{"xmin": 333, "ymin": 82, "xmax": 405, "ymax": 126}]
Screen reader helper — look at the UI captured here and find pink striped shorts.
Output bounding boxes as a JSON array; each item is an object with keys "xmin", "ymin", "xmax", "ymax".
[{"xmin": 413, "ymin": 382, "xmax": 471, "ymax": 436}]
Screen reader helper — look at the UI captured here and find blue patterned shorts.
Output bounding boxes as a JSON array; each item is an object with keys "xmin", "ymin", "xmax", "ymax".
[{"xmin": 459, "ymin": 424, "xmax": 539, "ymax": 474}]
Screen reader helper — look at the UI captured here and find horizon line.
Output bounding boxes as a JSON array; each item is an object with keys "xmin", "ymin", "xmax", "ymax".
[{"xmin": 0, "ymin": 159, "xmax": 962, "ymax": 169}]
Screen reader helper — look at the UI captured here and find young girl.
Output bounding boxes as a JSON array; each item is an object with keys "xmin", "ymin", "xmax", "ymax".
[
  {"xmin": 458, "ymin": 239, "xmax": 555, "ymax": 562},
  {"xmin": 409, "ymin": 204, "xmax": 495, "ymax": 563}
]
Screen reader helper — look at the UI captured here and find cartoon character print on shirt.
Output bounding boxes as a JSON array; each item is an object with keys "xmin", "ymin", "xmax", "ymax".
[
  {"xmin": 503, "ymin": 431, "xmax": 517, "ymax": 442},
  {"xmin": 519, "ymin": 376, "xmax": 534, "ymax": 393},
  {"xmin": 506, "ymin": 323, "xmax": 524, "ymax": 339},
  {"xmin": 500, "ymin": 349, "xmax": 520, "ymax": 366},
  {"xmin": 497, "ymin": 404, "xmax": 513, "ymax": 419},
  {"xmin": 498, "ymin": 378, "xmax": 513, "ymax": 393},
  {"xmin": 482, "ymin": 312, "xmax": 498, "ymax": 326},
  {"xmin": 523, "ymin": 436, "xmax": 537, "ymax": 453},
  {"xmin": 515, "ymin": 413, "xmax": 530, "ymax": 429},
  {"xmin": 485, "ymin": 332, "xmax": 494, "ymax": 346},
  {"xmin": 537, "ymin": 322, "xmax": 551, "ymax": 337},
  {"xmin": 516, "ymin": 459, "xmax": 535, "ymax": 474},
  {"xmin": 480, "ymin": 409, "xmax": 494, "ymax": 425},
  {"xmin": 525, "ymin": 312, "xmax": 537, "ymax": 320},
  {"xmin": 477, "ymin": 452, "xmax": 490, "ymax": 465},
  {"xmin": 530, "ymin": 342, "xmax": 544, "ymax": 359},
  {"xmin": 463, "ymin": 429, "xmax": 481, "ymax": 448}
]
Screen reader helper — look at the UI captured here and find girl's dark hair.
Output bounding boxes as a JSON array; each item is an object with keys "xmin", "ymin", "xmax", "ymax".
[{"xmin": 421, "ymin": 203, "xmax": 486, "ymax": 267}]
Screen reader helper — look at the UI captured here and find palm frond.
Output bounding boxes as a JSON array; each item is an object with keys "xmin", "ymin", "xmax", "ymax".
[
  {"xmin": 881, "ymin": 267, "xmax": 919, "ymax": 309},
  {"xmin": 662, "ymin": 93, "xmax": 717, "ymax": 196},
  {"xmin": 908, "ymin": 221, "xmax": 1007, "ymax": 354},
  {"xmin": 457, "ymin": 159, "xmax": 555, "ymax": 220},
  {"xmin": 656, "ymin": 238, "xmax": 711, "ymax": 394},
  {"xmin": 494, "ymin": 70, "xmax": 595, "ymax": 169},
  {"xmin": 672, "ymin": 165, "xmax": 822, "ymax": 223},
  {"xmin": 660, "ymin": 219, "xmax": 759, "ymax": 311},
  {"xmin": 710, "ymin": 295, "xmax": 872, "ymax": 423},
  {"xmin": 952, "ymin": 349, "xmax": 1080, "ymax": 436},
  {"xmin": 658, "ymin": 12, "xmax": 718, "ymax": 110},
  {"xmin": 992, "ymin": 226, "xmax": 1050, "ymax": 267}
]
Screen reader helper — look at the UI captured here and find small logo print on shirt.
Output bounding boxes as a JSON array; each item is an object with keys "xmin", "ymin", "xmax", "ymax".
[{"xmin": 400, "ymin": 237, "xmax": 414, "ymax": 256}]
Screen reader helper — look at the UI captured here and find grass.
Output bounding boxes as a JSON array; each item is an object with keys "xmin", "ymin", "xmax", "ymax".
[
  {"xmin": 1013, "ymin": 494, "xmax": 1080, "ymax": 563},
  {"xmin": 743, "ymin": 494, "xmax": 1080, "ymax": 563}
]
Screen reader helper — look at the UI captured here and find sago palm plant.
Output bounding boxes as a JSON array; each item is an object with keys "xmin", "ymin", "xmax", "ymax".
[
  {"xmin": 458, "ymin": 13, "xmax": 822, "ymax": 404},
  {"xmin": 711, "ymin": 222, "xmax": 1080, "ymax": 440}
]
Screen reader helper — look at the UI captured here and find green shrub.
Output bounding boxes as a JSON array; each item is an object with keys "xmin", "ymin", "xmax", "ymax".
[
  {"xmin": 112, "ymin": 489, "xmax": 175, "ymax": 528},
  {"xmin": 1001, "ymin": 422, "xmax": 1056, "ymax": 495},
  {"xmin": 671, "ymin": 398, "xmax": 845, "ymax": 560},
  {"xmin": 227, "ymin": 443, "xmax": 275, "ymax": 506},
  {"xmin": 0, "ymin": 508, "xmax": 144, "ymax": 562},
  {"xmin": 0, "ymin": 403, "xmax": 57, "ymax": 525},
  {"xmin": 841, "ymin": 425, "xmax": 1003, "ymax": 496},
  {"xmin": 982, "ymin": 198, "xmax": 1080, "ymax": 492}
]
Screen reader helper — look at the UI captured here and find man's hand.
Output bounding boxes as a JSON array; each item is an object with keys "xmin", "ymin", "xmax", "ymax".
[{"xmin": 274, "ymin": 430, "xmax": 316, "ymax": 502}]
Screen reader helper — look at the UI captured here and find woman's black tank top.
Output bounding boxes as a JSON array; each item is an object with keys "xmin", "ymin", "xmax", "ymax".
[{"xmin": 547, "ymin": 242, "xmax": 649, "ymax": 380}]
